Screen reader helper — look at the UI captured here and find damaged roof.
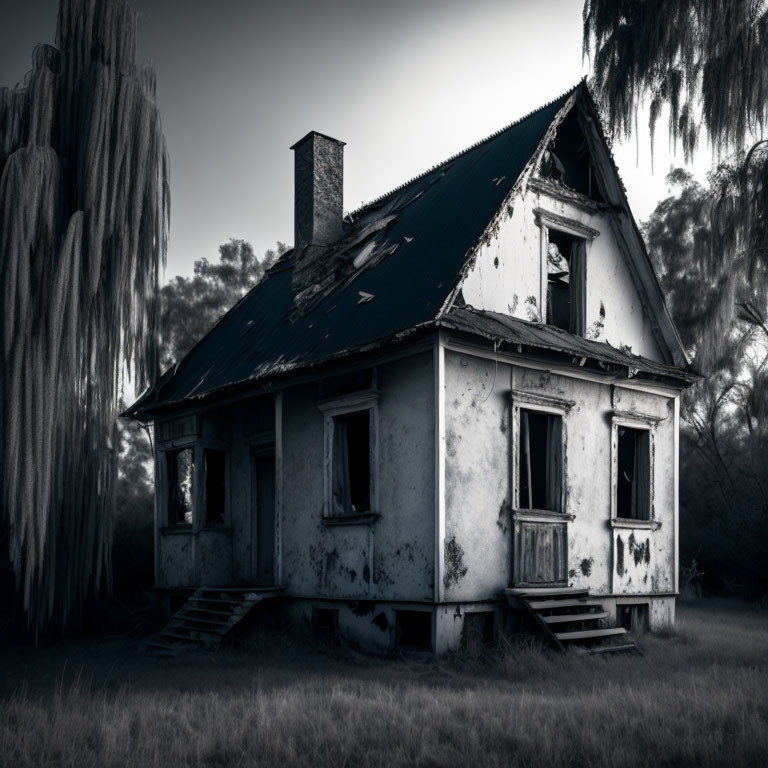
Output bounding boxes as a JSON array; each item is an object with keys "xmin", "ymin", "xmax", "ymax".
[
  {"xmin": 439, "ymin": 307, "xmax": 699, "ymax": 385},
  {"xmin": 126, "ymin": 83, "xmax": 691, "ymax": 419}
]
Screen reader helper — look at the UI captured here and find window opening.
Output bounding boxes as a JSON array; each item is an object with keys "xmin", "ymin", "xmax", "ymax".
[
  {"xmin": 332, "ymin": 410, "xmax": 371, "ymax": 515},
  {"xmin": 167, "ymin": 448, "xmax": 194, "ymax": 526},
  {"xmin": 547, "ymin": 229, "xmax": 586, "ymax": 335},
  {"xmin": 519, "ymin": 410, "xmax": 562, "ymax": 513},
  {"xmin": 204, "ymin": 448, "xmax": 226, "ymax": 526},
  {"xmin": 617, "ymin": 427, "xmax": 651, "ymax": 520}
]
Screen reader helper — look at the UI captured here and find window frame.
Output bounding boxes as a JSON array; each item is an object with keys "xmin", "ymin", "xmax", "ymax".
[
  {"xmin": 510, "ymin": 390, "xmax": 573, "ymax": 517},
  {"xmin": 610, "ymin": 411, "xmax": 659, "ymax": 529},
  {"xmin": 158, "ymin": 437, "xmax": 230, "ymax": 532},
  {"xmin": 534, "ymin": 208, "xmax": 598, "ymax": 333},
  {"xmin": 318, "ymin": 389, "xmax": 379, "ymax": 521}
]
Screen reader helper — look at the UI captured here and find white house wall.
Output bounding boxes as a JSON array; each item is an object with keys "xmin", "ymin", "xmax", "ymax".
[
  {"xmin": 280, "ymin": 351, "xmax": 435, "ymax": 602},
  {"xmin": 443, "ymin": 348, "xmax": 677, "ymax": 606},
  {"xmin": 460, "ymin": 185, "xmax": 665, "ymax": 362}
]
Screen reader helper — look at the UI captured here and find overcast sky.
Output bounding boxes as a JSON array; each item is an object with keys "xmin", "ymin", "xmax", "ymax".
[{"xmin": 2, "ymin": 0, "xmax": 710, "ymax": 281}]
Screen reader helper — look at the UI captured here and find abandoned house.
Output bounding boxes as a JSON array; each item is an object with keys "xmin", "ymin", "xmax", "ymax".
[{"xmin": 125, "ymin": 83, "xmax": 698, "ymax": 654}]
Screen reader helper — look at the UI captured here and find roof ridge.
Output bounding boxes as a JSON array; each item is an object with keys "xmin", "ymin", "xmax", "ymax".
[{"xmin": 348, "ymin": 80, "xmax": 585, "ymax": 218}]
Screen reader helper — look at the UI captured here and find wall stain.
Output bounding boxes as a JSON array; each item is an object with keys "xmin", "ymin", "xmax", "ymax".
[
  {"xmin": 443, "ymin": 536, "xmax": 468, "ymax": 589},
  {"xmin": 628, "ymin": 533, "xmax": 651, "ymax": 566},
  {"xmin": 616, "ymin": 535, "xmax": 625, "ymax": 577},
  {"xmin": 580, "ymin": 557, "xmax": 594, "ymax": 577}
]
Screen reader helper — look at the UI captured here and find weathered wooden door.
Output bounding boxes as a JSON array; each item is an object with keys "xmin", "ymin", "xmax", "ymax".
[
  {"xmin": 251, "ymin": 452, "xmax": 275, "ymax": 585},
  {"xmin": 513, "ymin": 514, "xmax": 568, "ymax": 586}
]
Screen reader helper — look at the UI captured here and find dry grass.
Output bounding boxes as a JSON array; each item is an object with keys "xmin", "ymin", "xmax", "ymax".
[{"xmin": 1, "ymin": 599, "xmax": 766, "ymax": 767}]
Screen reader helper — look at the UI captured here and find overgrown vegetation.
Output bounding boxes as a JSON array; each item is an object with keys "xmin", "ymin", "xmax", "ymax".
[{"xmin": 0, "ymin": 600, "xmax": 765, "ymax": 767}]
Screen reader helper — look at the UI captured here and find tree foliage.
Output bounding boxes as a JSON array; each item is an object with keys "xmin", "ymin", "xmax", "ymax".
[
  {"xmin": 644, "ymin": 170, "xmax": 768, "ymax": 593},
  {"xmin": 0, "ymin": 0, "xmax": 169, "ymax": 633},
  {"xmin": 584, "ymin": 0, "xmax": 768, "ymax": 369},
  {"xmin": 160, "ymin": 239, "xmax": 286, "ymax": 369}
]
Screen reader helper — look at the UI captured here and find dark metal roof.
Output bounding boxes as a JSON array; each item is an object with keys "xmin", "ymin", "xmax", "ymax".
[
  {"xmin": 126, "ymin": 88, "xmax": 576, "ymax": 417},
  {"xmin": 438, "ymin": 307, "xmax": 699, "ymax": 385}
]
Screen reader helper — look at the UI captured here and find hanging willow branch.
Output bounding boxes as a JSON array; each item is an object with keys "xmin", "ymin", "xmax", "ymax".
[
  {"xmin": 0, "ymin": 0, "xmax": 169, "ymax": 634},
  {"xmin": 584, "ymin": 0, "xmax": 768, "ymax": 373}
]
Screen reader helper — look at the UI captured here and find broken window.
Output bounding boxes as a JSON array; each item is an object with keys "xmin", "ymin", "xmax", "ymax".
[
  {"xmin": 204, "ymin": 448, "xmax": 226, "ymax": 526},
  {"xmin": 547, "ymin": 229, "xmax": 586, "ymax": 335},
  {"xmin": 331, "ymin": 410, "xmax": 371, "ymax": 516},
  {"xmin": 519, "ymin": 410, "xmax": 562, "ymax": 512},
  {"xmin": 167, "ymin": 448, "xmax": 194, "ymax": 526},
  {"xmin": 616, "ymin": 427, "xmax": 651, "ymax": 520}
]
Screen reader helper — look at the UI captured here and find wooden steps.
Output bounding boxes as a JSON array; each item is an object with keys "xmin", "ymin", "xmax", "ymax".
[
  {"xmin": 143, "ymin": 586, "xmax": 284, "ymax": 655},
  {"xmin": 503, "ymin": 586, "xmax": 637, "ymax": 653}
]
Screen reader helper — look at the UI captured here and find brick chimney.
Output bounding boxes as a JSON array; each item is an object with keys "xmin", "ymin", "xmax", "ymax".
[{"xmin": 290, "ymin": 131, "xmax": 345, "ymax": 296}]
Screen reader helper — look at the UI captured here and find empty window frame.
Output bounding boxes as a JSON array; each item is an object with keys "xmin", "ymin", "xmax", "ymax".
[
  {"xmin": 331, "ymin": 409, "xmax": 372, "ymax": 516},
  {"xmin": 519, "ymin": 409, "xmax": 563, "ymax": 513},
  {"xmin": 203, "ymin": 448, "xmax": 226, "ymax": 526},
  {"xmin": 616, "ymin": 426, "xmax": 651, "ymax": 520},
  {"xmin": 546, "ymin": 229, "xmax": 586, "ymax": 335},
  {"xmin": 167, "ymin": 447, "xmax": 194, "ymax": 526}
]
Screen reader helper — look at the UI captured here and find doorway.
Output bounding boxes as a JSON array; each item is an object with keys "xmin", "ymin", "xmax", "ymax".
[{"xmin": 251, "ymin": 451, "xmax": 275, "ymax": 585}]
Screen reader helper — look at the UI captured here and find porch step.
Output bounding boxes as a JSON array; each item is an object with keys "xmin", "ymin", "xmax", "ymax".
[
  {"xmin": 142, "ymin": 586, "xmax": 284, "ymax": 655},
  {"xmin": 503, "ymin": 587, "xmax": 638, "ymax": 654},
  {"xmin": 542, "ymin": 611, "xmax": 609, "ymax": 625},
  {"xmin": 527, "ymin": 598, "xmax": 602, "ymax": 611},
  {"xmin": 555, "ymin": 627, "xmax": 628, "ymax": 642},
  {"xmin": 589, "ymin": 642, "xmax": 641, "ymax": 656},
  {"xmin": 506, "ymin": 587, "xmax": 589, "ymax": 599}
]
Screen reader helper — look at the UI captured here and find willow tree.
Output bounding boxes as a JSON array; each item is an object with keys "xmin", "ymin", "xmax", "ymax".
[
  {"xmin": 583, "ymin": 0, "xmax": 768, "ymax": 372},
  {"xmin": 0, "ymin": 0, "xmax": 169, "ymax": 633}
]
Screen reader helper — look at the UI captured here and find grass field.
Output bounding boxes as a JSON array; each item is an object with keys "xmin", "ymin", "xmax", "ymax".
[{"xmin": 1, "ymin": 598, "xmax": 766, "ymax": 767}]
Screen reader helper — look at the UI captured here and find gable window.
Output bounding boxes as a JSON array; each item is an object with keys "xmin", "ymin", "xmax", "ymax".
[
  {"xmin": 167, "ymin": 448, "xmax": 194, "ymax": 526},
  {"xmin": 320, "ymin": 387, "xmax": 379, "ymax": 520},
  {"xmin": 547, "ymin": 229, "xmax": 586, "ymax": 336},
  {"xmin": 616, "ymin": 426, "xmax": 651, "ymax": 520},
  {"xmin": 519, "ymin": 409, "xmax": 563, "ymax": 513},
  {"xmin": 204, "ymin": 448, "xmax": 226, "ymax": 526}
]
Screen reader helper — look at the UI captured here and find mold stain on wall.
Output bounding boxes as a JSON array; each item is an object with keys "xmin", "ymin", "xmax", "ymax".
[{"xmin": 443, "ymin": 536, "xmax": 468, "ymax": 589}]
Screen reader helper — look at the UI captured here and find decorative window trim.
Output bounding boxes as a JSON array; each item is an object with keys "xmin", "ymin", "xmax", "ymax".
[
  {"xmin": 610, "ymin": 415, "xmax": 655, "ymax": 523},
  {"xmin": 509, "ymin": 391, "xmax": 569, "ymax": 515},
  {"xmin": 609, "ymin": 517, "xmax": 661, "ymax": 531},
  {"xmin": 611, "ymin": 409, "xmax": 664, "ymax": 428},
  {"xmin": 534, "ymin": 208, "xmax": 601, "ymax": 241},
  {"xmin": 319, "ymin": 390, "xmax": 379, "ymax": 518}
]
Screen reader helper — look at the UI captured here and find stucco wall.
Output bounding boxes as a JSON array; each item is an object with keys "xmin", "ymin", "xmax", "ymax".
[
  {"xmin": 280, "ymin": 351, "xmax": 435, "ymax": 601},
  {"xmin": 461, "ymin": 184, "xmax": 664, "ymax": 362},
  {"xmin": 443, "ymin": 349, "xmax": 677, "ymax": 602}
]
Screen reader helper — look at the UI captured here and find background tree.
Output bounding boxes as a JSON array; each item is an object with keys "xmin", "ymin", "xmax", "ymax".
[
  {"xmin": 160, "ymin": 239, "xmax": 286, "ymax": 369},
  {"xmin": 644, "ymin": 169, "xmax": 768, "ymax": 593},
  {"xmin": 0, "ymin": 0, "xmax": 169, "ymax": 633},
  {"xmin": 583, "ymin": 0, "xmax": 768, "ymax": 373}
]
